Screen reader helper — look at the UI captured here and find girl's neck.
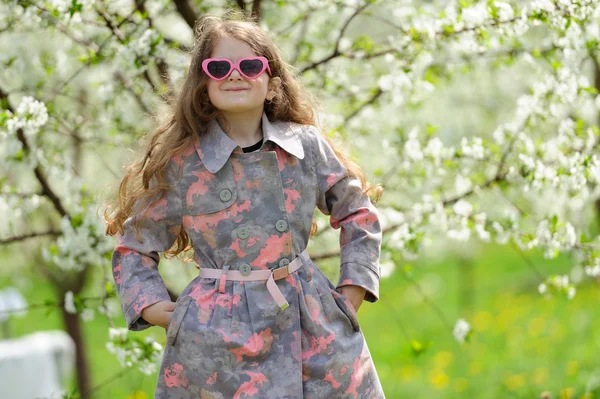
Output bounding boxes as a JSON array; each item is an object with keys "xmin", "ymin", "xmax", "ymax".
[{"xmin": 216, "ymin": 109, "xmax": 264, "ymax": 148}]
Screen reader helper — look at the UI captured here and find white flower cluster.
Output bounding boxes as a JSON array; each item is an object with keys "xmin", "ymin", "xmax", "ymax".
[
  {"xmin": 5, "ymin": 96, "xmax": 48, "ymax": 137},
  {"xmin": 453, "ymin": 318, "xmax": 471, "ymax": 344},
  {"xmin": 538, "ymin": 274, "xmax": 576, "ymax": 299},
  {"xmin": 106, "ymin": 327, "xmax": 164, "ymax": 375},
  {"xmin": 584, "ymin": 258, "xmax": 600, "ymax": 278},
  {"xmin": 402, "ymin": 127, "xmax": 456, "ymax": 166},
  {"xmin": 116, "ymin": 24, "xmax": 167, "ymax": 73},
  {"xmin": 102, "ymin": 0, "xmax": 134, "ymax": 16},
  {"xmin": 42, "ymin": 205, "xmax": 114, "ymax": 272},
  {"xmin": 63, "ymin": 291, "xmax": 96, "ymax": 321},
  {"xmin": 64, "ymin": 291, "xmax": 77, "ymax": 314},
  {"xmin": 49, "ymin": 0, "xmax": 96, "ymax": 13},
  {"xmin": 460, "ymin": 137, "xmax": 485, "ymax": 160},
  {"xmin": 377, "ymin": 54, "xmax": 435, "ymax": 107},
  {"xmin": 0, "ymin": 96, "xmax": 49, "ymax": 170}
]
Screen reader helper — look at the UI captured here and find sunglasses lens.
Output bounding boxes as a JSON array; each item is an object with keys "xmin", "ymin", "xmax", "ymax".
[
  {"xmin": 206, "ymin": 60, "xmax": 231, "ymax": 79},
  {"xmin": 239, "ymin": 59, "xmax": 265, "ymax": 77}
]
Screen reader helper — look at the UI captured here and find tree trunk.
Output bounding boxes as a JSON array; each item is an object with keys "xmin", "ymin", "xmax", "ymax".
[{"xmin": 60, "ymin": 307, "xmax": 90, "ymax": 399}]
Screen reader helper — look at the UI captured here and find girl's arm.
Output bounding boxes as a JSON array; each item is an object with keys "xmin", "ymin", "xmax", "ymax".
[
  {"xmin": 309, "ymin": 127, "xmax": 382, "ymax": 305},
  {"xmin": 111, "ymin": 161, "xmax": 183, "ymax": 331}
]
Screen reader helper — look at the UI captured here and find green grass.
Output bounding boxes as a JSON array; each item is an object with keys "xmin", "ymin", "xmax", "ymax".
[{"xmin": 3, "ymin": 241, "xmax": 600, "ymax": 399}]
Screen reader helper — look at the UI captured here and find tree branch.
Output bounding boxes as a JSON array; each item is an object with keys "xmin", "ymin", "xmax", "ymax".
[
  {"xmin": 173, "ymin": 0, "xmax": 197, "ymax": 29},
  {"xmin": 233, "ymin": 0, "xmax": 245, "ymax": 10},
  {"xmin": 300, "ymin": 3, "xmax": 370, "ymax": 74},
  {"xmin": 1, "ymin": 87, "xmax": 70, "ymax": 218},
  {"xmin": 251, "ymin": 0, "xmax": 261, "ymax": 21},
  {"xmin": 0, "ymin": 230, "xmax": 62, "ymax": 245}
]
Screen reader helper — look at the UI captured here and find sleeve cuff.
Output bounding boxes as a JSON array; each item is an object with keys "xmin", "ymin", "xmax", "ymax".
[
  {"xmin": 336, "ymin": 261, "xmax": 380, "ymax": 303},
  {"xmin": 123, "ymin": 292, "xmax": 171, "ymax": 331}
]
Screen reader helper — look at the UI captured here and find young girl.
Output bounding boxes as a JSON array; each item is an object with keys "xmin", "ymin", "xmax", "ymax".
[{"xmin": 105, "ymin": 11, "xmax": 385, "ymax": 399}]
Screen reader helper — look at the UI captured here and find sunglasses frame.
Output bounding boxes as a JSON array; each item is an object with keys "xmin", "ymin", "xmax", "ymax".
[{"xmin": 201, "ymin": 56, "xmax": 272, "ymax": 81}]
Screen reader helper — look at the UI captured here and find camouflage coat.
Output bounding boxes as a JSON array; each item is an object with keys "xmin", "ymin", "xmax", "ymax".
[{"xmin": 112, "ymin": 112, "xmax": 385, "ymax": 398}]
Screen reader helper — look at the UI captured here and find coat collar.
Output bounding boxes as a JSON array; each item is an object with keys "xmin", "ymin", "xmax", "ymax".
[{"xmin": 197, "ymin": 112, "xmax": 305, "ymax": 174}]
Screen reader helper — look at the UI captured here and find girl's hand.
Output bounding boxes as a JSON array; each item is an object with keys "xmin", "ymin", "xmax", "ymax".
[
  {"xmin": 141, "ymin": 300, "xmax": 177, "ymax": 329},
  {"xmin": 336, "ymin": 285, "xmax": 366, "ymax": 312}
]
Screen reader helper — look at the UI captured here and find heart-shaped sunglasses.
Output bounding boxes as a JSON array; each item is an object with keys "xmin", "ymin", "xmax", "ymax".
[{"xmin": 201, "ymin": 56, "xmax": 272, "ymax": 80}]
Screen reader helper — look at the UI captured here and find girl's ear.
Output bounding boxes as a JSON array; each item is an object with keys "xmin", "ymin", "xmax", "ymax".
[{"xmin": 267, "ymin": 76, "xmax": 282, "ymax": 100}]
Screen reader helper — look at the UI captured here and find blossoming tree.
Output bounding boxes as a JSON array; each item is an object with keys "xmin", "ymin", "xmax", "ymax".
[{"xmin": 1, "ymin": 0, "xmax": 599, "ymax": 396}]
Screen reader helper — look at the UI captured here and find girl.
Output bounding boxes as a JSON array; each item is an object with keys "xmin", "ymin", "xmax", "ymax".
[{"xmin": 105, "ymin": 10, "xmax": 385, "ymax": 399}]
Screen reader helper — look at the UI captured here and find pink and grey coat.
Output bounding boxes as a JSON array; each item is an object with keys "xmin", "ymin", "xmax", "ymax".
[{"xmin": 112, "ymin": 112, "xmax": 386, "ymax": 398}]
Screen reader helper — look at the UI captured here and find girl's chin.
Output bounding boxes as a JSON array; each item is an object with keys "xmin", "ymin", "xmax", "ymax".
[{"xmin": 215, "ymin": 104, "xmax": 264, "ymax": 113}]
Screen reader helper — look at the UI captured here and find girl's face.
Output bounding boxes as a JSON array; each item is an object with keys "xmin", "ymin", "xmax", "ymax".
[{"xmin": 205, "ymin": 36, "xmax": 270, "ymax": 115}]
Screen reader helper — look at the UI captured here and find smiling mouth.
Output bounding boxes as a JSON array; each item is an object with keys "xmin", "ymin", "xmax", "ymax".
[{"xmin": 226, "ymin": 89, "xmax": 249, "ymax": 92}]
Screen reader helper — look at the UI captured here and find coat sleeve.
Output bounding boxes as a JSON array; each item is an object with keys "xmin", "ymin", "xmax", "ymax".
[
  {"xmin": 309, "ymin": 126, "xmax": 382, "ymax": 303},
  {"xmin": 111, "ymin": 161, "xmax": 183, "ymax": 331}
]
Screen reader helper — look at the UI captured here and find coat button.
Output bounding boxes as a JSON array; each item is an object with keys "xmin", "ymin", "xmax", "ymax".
[
  {"xmin": 279, "ymin": 258, "xmax": 290, "ymax": 268},
  {"xmin": 239, "ymin": 263, "xmax": 251, "ymax": 276},
  {"xmin": 275, "ymin": 220, "xmax": 288, "ymax": 232},
  {"xmin": 219, "ymin": 189, "xmax": 232, "ymax": 202},
  {"xmin": 237, "ymin": 227, "xmax": 250, "ymax": 239}
]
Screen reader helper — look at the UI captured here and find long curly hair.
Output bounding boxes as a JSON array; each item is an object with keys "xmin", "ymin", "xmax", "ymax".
[{"xmin": 103, "ymin": 10, "xmax": 383, "ymax": 259}]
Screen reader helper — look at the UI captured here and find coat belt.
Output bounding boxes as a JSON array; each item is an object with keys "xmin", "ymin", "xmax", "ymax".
[{"xmin": 198, "ymin": 249, "xmax": 309, "ymax": 311}]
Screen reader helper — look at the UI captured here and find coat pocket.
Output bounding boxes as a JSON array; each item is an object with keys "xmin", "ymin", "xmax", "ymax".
[
  {"xmin": 330, "ymin": 289, "xmax": 361, "ymax": 333},
  {"xmin": 166, "ymin": 296, "xmax": 193, "ymax": 346},
  {"xmin": 182, "ymin": 162, "xmax": 238, "ymax": 215}
]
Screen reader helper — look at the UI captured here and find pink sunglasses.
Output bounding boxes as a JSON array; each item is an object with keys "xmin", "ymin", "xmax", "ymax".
[{"xmin": 201, "ymin": 56, "xmax": 272, "ymax": 80}]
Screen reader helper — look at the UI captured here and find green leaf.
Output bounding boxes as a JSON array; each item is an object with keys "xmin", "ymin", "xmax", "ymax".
[
  {"xmin": 410, "ymin": 339, "xmax": 431, "ymax": 356},
  {"xmin": 71, "ymin": 214, "xmax": 84, "ymax": 229},
  {"xmin": 105, "ymin": 282, "xmax": 115, "ymax": 296},
  {"xmin": 352, "ymin": 35, "xmax": 374, "ymax": 53},
  {"xmin": 551, "ymin": 215, "xmax": 558, "ymax": 230},
  {"xmin": 49, "ymin": 244, "xmax": 59, "ymax": 256},
  {"xmin": 13, "ymin": 149, "xmax": 24, "ymax": 161},
  {"xmin": 581, "ymin": 87, "xmax": 598, "ymax": 95},
  {"xmin": 425, "ymin": 123, "xmax": 440, "ymax": 136}
]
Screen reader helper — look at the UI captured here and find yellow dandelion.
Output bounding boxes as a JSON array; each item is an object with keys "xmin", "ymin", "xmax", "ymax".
[
  {"xmin": 504, "ymin": 374, "xmax": 526, "ymax": 391},
  {"xmin": 560, "ymin": 387, "xmax": 574, "ymax": 399},
  {"xmin": 429, "ymin": 369, "xmax": 449, "ymax": 390},
  {"xmin": 127, "ymin": 392, "xmax": 148, "ymax": 399},
  {"xmin": 532, "ymin": 368, "xmax": 549, "ymax": 385},
  {"xmin": 566, "ymin": 361, "xmax": 578, "ymax": 377},
  {"xmin": 433, "ymin": 351, "xmax": 454, "ymax": 369}
]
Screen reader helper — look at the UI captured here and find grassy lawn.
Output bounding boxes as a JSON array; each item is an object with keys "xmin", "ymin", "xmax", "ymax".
[{"xmin": 2, "ymin": 241, "xmax": 600, "ymax": 398}]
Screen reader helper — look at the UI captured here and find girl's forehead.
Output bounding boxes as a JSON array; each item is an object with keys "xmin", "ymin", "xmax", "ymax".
[{"xmin": 211, "ymin": 37, "xmax": 258, "ymax": 60}]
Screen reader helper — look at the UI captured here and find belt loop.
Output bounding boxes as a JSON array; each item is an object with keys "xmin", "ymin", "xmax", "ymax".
[
  {"xmin": 300, "ymin": 249, "xmax": 311, "ymax": 281},
  {"xmin": 219, "ymin": 264, "xmax": 230, "ymax": 294},
  {"xmin": 299, "ymin": 249, "xmax": 308, "ymax": 266}
]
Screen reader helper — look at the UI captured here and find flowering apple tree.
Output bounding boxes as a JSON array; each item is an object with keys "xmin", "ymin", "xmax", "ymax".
[{"xmin": 1, "ymin": 0, "xmax": 599, "ymax": 395}]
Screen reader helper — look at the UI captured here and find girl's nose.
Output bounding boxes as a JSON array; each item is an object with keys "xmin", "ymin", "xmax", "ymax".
[{"xmin": 228, "ymin": 68, "xmax": 243, "ymax": 80}]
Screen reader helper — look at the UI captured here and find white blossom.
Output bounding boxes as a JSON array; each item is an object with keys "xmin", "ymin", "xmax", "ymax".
[
  {"xmin": 453, "ymin": 199, "xmax": 473, "ymax": 217},
  {"xmin": 453, "ymin": 318, "xmax": 471, "ymax": 344},
  {"xmin": 538, "ymin": 283, "xmax": 547, "ymax": 295},
  {"xmin": 404, "ymin": 136, "xmax": 423, "ymax": 161},
  {"xmin": 81, "ymin": 308, "xmax": 95, "ymax": 322},
  {"xmin": 462, "ymin": 3, "xmax": 489, "ymax": 28},
  {"xmin": 64, "ymin": 291, "xmax": 77, "ymax": 314},
  {"xmin": 455, "ymin": 174, "xmax": 472, "ymax": 195}
]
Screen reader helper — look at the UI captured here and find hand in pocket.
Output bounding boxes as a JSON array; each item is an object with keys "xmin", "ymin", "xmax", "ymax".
[{"xmin": 141, "ymin": 300, "xmax": 177, "ymax": 329}]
